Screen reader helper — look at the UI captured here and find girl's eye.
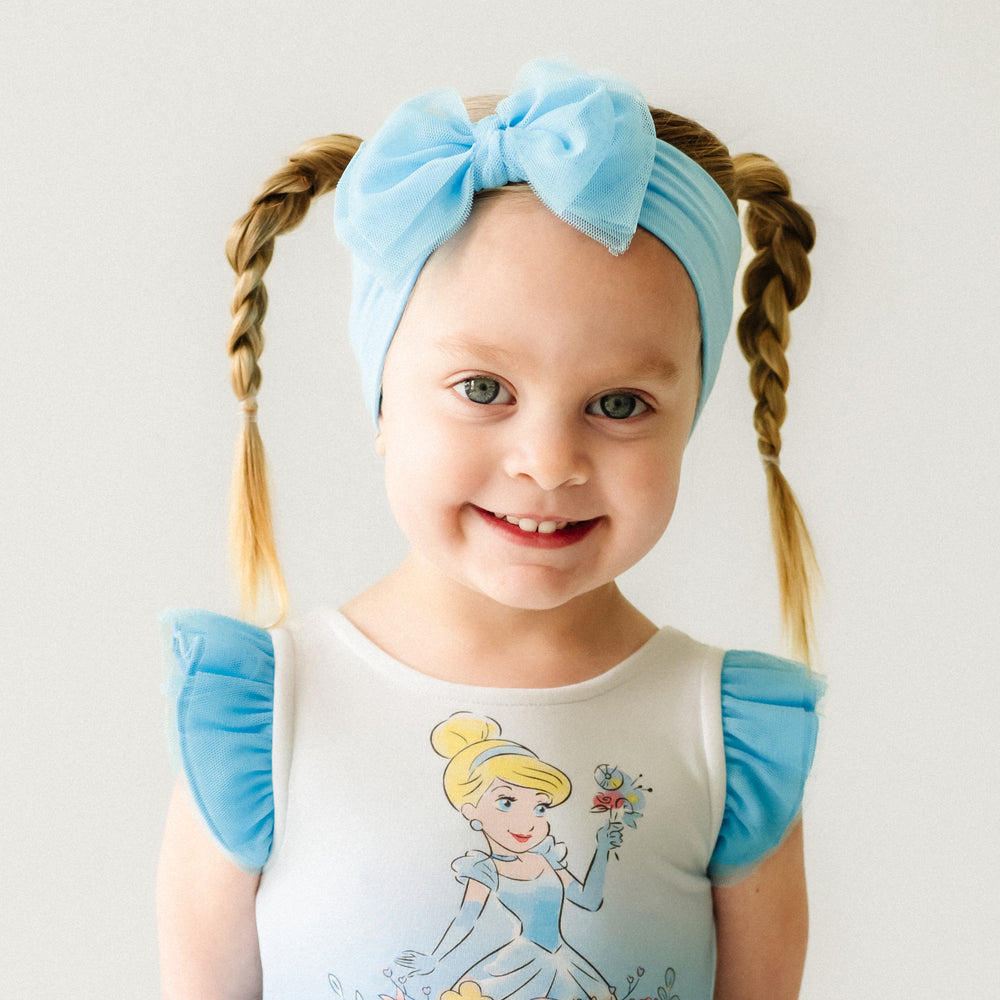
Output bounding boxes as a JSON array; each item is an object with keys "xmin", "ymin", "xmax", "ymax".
[
  {"xmin": 587, "ymin": 392, "xmax": 648, "ymax": 420},
  {"xmin": 456, "ymin": 377, "xmax": 511, "ymax": 405},
  {"xmin": 533, "ymin": 803, "xmax": 549, "ymax": 817},
  {"xmin": 496, "ymin": 798, "xmax": 514, "ymax": 811}
]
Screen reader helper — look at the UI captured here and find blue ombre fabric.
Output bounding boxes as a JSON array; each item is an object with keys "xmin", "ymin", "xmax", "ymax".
[
  {"xmin": 163, "ymin": 609, "xmax": 275, "ymax": 872},
  {"xmin": 708, "ymin": 649, "xmax": 826, "ymax": 885},
  {"xmin": 334, "ymin": 59, "xmax": 742, "ymax": 427}
]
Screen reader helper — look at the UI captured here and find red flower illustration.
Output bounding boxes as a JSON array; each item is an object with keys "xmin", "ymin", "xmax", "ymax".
[{"xmin": 592, "ymin": 792, "xmax": 627, "ymax": 812}]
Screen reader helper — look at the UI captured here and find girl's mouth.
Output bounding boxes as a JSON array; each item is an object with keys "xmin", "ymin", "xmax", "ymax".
[
  {"xmin": 475, "ymin": 507, "xmax": 599, "ymax": 547},
  {"xmin": 510, "ymin": 832, "xmax": 533, "ymax": 843},
  {"xmin": 494, "ymin": 513, "xmax": 576, "ymax": 534}
]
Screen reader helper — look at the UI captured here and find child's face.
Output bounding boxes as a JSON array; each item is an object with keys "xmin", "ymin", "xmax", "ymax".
[{"xmin": 378, "ymin": 190, "xmax": 701, "ymax": 614}]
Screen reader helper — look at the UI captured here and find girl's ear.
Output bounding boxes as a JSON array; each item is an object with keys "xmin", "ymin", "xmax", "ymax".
[{"xmin": 460, "ymin": 803, "xmax": 474, "ymax": 821}]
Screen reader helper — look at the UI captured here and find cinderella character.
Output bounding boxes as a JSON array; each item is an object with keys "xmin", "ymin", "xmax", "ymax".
[{"xmin": 394, "ymin": 714, "xmax": 623, "ymax": 1000}]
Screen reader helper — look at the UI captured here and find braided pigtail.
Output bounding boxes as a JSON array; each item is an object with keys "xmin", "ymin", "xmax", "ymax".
[
  {"xmin": 225, "ymin": 134, "xmax": 362, "ymax": 622},
  {"xmin": 732, "ymin": 153, "xmax": 818, "ymax": 664}
]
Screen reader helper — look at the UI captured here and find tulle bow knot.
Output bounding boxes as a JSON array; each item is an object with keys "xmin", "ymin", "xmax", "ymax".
[
  {"xmin": 335, "ymin": 61, "xmax": 658, "ymax": 286},
  {"xmin": 469, "ymin": 115, "xmax": 516, "ymax": 191}
]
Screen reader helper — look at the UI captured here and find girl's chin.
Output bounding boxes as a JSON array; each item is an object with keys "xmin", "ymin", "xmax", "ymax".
[{"xmin": 402, "ymin": 545, "xmax": 624, "ymax": 616}]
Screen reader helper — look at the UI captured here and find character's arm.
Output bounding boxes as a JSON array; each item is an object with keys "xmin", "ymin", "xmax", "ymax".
[
  {"xmin": 396, "ymin": 879, "xmax": 489, "ymax": 976},
  {"xmin": 158, "ymin": 778, "xmax": 263, "ymax": 1000},
  {"xmin": 711, "ymin": 819, "xmax": 808, "ymax": 1000},
  {"xmin": 561, "ymin": 820, "xmax": 623, "ymax": 912}
]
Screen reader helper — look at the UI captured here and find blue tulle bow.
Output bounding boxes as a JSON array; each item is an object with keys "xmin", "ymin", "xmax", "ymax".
[{"xmin": 335, "ymin": 60, "xmax": 657, "ymax": 286}]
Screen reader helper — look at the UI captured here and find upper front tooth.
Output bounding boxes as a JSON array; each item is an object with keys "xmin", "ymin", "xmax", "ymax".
[{"xmin": 502, "ymin": 516, "xmax": 566, "ymax": 533}]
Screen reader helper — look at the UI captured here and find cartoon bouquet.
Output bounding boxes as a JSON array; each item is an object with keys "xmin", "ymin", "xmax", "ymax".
[{"xmin": 591, "ymin": 764, "xmax": 651, "ymax": 830}]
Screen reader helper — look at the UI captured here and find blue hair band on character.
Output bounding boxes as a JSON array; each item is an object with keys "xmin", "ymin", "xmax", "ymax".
[
  {"xmin": 334, "ymin": 58, "xmax": 741, "ymax": 428},
  {"xmin": 470, "ymin": 743, "xmax": 537, "ymax": 771}
]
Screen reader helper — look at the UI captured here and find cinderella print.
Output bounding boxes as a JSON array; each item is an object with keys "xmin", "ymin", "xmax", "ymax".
[{"xmin": 391, "ymin": 714, "xmax": 630, "ymax": 1000}]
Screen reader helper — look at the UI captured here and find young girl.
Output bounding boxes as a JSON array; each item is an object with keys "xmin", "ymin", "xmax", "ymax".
[{"xmin": 158, "ymin": 60, "xmax": 825, "ymax": 1000}]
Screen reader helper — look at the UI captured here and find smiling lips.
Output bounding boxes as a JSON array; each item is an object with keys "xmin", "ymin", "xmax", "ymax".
[
  {"xmin": 510, "ymin": 832, "xmax": 533, "ymax": 843},
  {"xmin": 477, "ymin": 507, "xmax": 599, "ymax": 547}
]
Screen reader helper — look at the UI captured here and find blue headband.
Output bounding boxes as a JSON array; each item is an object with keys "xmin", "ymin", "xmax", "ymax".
[{"xmin": 334, "ymin": 59, "xmax": 741, "ymax": 426}]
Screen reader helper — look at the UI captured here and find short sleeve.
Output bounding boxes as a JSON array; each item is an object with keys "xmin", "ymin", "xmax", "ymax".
[
  {"xmin": 708, "ymin": 649, "xmax": 826, "ymax": 887},
  {"xmin": 161, "ymin": 608, "xmax": 275, "ymax": 873}
]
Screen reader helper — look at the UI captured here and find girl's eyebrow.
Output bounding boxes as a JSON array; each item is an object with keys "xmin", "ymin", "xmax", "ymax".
[
  {"xmin": 435, "ymin": 334, "xmax": 683, "ymax": 385},
  {"xmin": 623, "ymin": 356, "xmax": 683, "ymax": 385},
  {"xmin": 434, "ymin": 334, "xmax": 518, "ymax": 369}
]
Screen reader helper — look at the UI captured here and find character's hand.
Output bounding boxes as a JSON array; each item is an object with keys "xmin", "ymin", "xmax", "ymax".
[
  {"xmin": 596, "ymin": 820, "xmax": 624, "ymax": 853},
  {"xmin": 395, "ymin": 951, "xmax": 436, "ymax": 976}
]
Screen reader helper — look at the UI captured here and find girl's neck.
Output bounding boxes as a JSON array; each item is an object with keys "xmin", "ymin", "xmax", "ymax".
[{"xmin": 340, "ymin": 552, "xmax": 657, "ymax": 688}]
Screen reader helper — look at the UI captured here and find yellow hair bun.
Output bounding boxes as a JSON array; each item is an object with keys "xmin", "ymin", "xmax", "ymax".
[{"xmin": 431, "ymin": 713, "xmax": 502, "ymax": 759}]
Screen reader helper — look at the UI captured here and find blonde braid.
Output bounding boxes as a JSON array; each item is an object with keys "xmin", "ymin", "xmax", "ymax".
[
  {"xmin": 225, "ymin": 134, "xmax": 362, "ymax": 622},
  {"xmin": 647, "ymin": 114, "xmax": 819, "ymax": 663},
  {"xmin": 733, "ymin": 153, "xmax": 819, "ymax": 664}
]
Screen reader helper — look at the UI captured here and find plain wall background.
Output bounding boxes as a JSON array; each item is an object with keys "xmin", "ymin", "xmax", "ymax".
[{"xmin": 3, "ymin": 1, "xmax": 997, "ymax": 995}]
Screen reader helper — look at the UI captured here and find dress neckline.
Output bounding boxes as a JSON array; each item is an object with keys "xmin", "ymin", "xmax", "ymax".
[{"xmin": 319, "ymin": 608, "xmax": 692, "ymax": 705}]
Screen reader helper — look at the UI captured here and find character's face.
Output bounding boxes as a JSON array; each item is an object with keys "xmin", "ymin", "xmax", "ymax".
[
  {"xmin": 462, "ymin": 778, "xmax": 553, "ymax": 855},
  {"xmin": 377, "ymin": 191, "xmax": 701, "ymax": 614}
]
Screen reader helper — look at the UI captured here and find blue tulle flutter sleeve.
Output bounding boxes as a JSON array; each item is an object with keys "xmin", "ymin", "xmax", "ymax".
[
  {"xmin": 162, "ymin": 609, "xmax": 275, "ymax": 872},
  {"xmin": 708, "ymin": 650, "xmax": 826, "ymax": 887}
]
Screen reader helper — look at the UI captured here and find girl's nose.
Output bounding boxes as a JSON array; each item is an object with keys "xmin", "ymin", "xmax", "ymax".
[{"xmin": 502, "ymin": 410, "xmax": 590, "ymax": 491}]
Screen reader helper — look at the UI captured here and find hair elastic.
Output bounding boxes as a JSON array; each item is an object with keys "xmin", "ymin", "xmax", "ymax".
[
  {"xmin": 240, "ymin": 395, "xmax": 259, "ymax": 421},
  {"xmin": 334, "ymin": 58, "xmax": 742, "ymax": 428}
]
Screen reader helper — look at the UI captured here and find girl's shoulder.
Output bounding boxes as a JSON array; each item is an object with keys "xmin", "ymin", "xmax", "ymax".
[
  {"xmin": 711, "ymin": 648, "xmax": 826, "ymax": 886},
  {"xmin": 161, "ymin": 608, "xmax": 277, "ymax": 873}
]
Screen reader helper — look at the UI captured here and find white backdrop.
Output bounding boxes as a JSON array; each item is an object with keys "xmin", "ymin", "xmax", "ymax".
[{"xmin": 3, "ymin": 1, "xmax": 998, "ymax": 996}]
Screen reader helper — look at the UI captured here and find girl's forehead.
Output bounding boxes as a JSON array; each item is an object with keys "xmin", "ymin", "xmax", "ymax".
[
  {"xmin": 382, "ymin": 185, "xmax": 702, "ymax": 404},
  {"xmin": 428, "ymin": 186, "xmax": 559, "ymax": 265},
  {"xmin": 403, "ymin": 189, "xmax": 699, "ymax": 336}
]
